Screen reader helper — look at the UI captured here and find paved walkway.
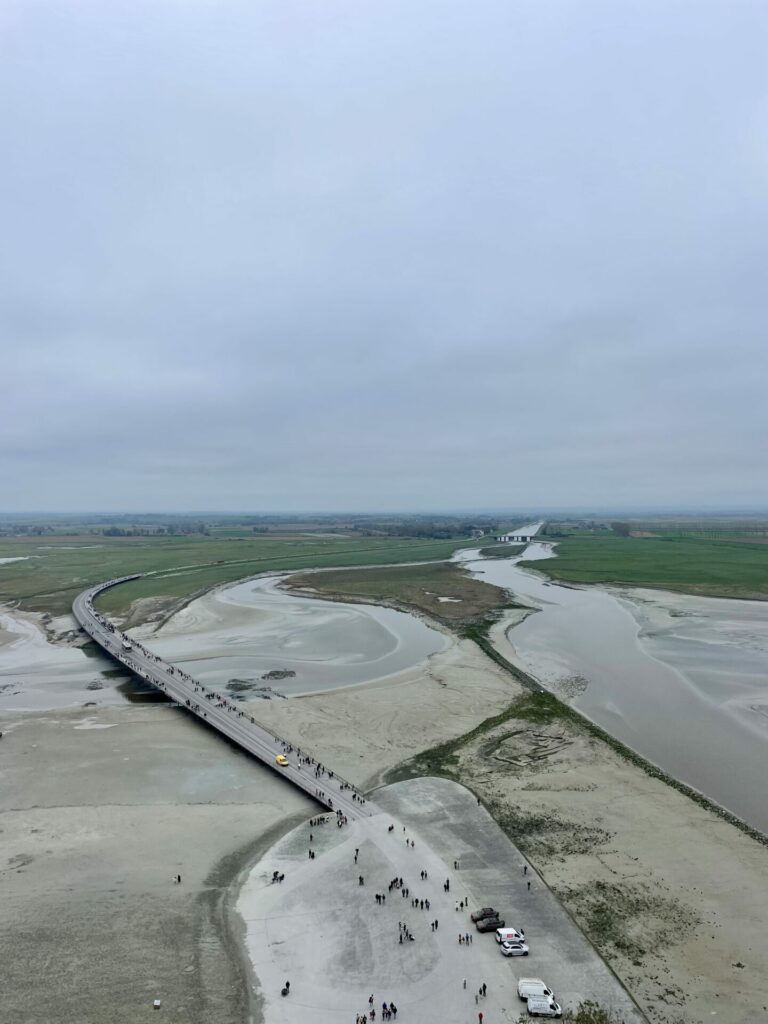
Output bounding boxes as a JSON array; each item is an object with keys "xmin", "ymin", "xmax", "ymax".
[{"xmin": 239, "ymin": 777, "xmax": 645, "ymax": 1024}]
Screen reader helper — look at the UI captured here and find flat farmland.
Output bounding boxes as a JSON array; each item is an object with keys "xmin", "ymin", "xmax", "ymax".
[
  {"xmin": 526, "ymin": 535, "xmax": 768, "ymax": 599},
  {"xmin": 0, "ymin": 534, "xmax": 479, "ymax": 619}
]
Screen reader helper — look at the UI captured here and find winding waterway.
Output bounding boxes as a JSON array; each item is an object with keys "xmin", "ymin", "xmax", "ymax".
[
  {"xmin": 129, "ymin": 573, "xmax": 449, "ymax": 696},
  {"xmin": 460, "ymin": 543, "xmax": 768, "ymax": 832}
]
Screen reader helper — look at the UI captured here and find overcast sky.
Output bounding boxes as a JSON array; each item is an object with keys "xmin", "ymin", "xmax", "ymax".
[{"xmin": 2, "ymin": 0, "xmax": 767, "ymax": 512}]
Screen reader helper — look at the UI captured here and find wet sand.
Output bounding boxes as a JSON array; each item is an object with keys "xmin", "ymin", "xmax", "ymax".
[
  {"xmin": 0, "ymin": 606, "xmax": 123, "ymax": 711},
  {"xmin": 128, "ymin": 573, "xmax": 449, "ymax": 697},
  {"xmin": 0, "ymin": 702, "xmax": 313, "ymax": 1024}
]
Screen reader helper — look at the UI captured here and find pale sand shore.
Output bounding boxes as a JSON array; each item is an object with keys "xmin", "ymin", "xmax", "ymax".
[
  {"xmin": 0, "ymin": 703, "xmax": 312, "ymax": 1024},
  {"xmin": 0, "ymin": 604, "xmax": 123, "ymax": 711}
]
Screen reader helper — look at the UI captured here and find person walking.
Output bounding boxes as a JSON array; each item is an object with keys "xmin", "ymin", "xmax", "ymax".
[{"xmin": 478, "ymin": 1013, "xmax": 483, "ymax": 1024}]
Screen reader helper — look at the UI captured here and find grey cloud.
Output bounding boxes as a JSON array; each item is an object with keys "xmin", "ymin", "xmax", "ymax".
[{"xmin": 1, "ymin": 0, "xmax": 767, "ymax": 511}]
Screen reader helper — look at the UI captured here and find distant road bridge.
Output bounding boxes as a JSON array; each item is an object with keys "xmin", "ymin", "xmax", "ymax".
[{"xmin": 72, "ymin": 577, "xmax": 369, "ymax": 821}]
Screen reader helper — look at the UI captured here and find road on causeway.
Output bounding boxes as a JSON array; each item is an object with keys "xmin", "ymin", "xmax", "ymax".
[{"xmin": 72, "ymin": 576, "xmax": 369, "ymax": 823}]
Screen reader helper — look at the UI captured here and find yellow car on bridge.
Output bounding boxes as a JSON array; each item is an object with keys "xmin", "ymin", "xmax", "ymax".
[{"xmin": 275, "ymin": 754, "xmax": 289, "ymax": 767}]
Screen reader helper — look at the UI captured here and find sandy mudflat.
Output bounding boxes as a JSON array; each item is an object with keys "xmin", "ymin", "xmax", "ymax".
[
  {"xmin": 0, "ymin": 703, "xmax": 313, "ymax": 1024},
  {"xmin": 128, "ymin": 574, "xmax": 449, "ymax": 697},
  {"xmin": 0, "ymin": 605, "xmax": 124, "ymax": 711}
]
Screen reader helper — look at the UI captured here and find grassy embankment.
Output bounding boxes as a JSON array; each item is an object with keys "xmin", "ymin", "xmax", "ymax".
[
  {"xmin": 523, "ymin": 535, "xmax": 768, "ymax": 600},
  {"xmin": 286, "ymin": 561, "xmax": 512, "ymax": 626},
  {"xmin": 0, "ymin": 534, "xmax": 481, "ymax": 620},
  {"xmin": 478, "ymin": 543, "xmax": 524, "ymax": 559}
]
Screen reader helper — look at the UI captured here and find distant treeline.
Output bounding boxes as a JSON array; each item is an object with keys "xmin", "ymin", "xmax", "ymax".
[{"xmin": 101, "ymin": 524, "xmax": 210, "ymax": 537}]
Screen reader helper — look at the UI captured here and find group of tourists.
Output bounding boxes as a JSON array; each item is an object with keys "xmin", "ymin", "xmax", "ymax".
[{"xmin": 356, "ymin": 999, "xmax": 397, "ymax": 1024}]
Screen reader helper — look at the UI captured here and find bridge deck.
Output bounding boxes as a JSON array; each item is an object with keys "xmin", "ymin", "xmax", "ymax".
[{"xmin": 73, "ymin": 577, "xmax": 370, "ymax": 821}]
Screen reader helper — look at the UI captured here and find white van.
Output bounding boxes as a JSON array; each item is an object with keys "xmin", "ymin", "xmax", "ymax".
[
  {"xmin": 517, "ymin": 979, "xmax": 554, "ymax": 1001},
  {"xmin": 496, "ymin": 926, "xmax": 525, "ymax": 944},
  {"xmin": 527, "ymin": 997, "xmax": 562, "ymax": 1018}
]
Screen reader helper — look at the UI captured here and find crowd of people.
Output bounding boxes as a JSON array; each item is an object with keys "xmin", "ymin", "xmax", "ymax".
[{"xmin": 356, "ymin": 999, "xmax": 397, "ymax": 1023}]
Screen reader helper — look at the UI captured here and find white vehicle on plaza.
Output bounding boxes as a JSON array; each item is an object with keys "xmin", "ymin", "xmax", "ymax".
[
  {"xmin": 527, "ymin": 997, "xmax": 562, "ymax": 1018},
  {"xmin": 517, "ymin": 979, "xmax": 554, "ymax": 1001},
  {"xmin": 496, "ymin": 926, "xmax": 525, "ymax": 944}
]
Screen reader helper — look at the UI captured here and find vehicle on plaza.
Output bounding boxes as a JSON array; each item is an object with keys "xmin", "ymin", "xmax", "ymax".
[
  {"xmin": 517, "ymin": 979, "xmax": 554, "ymax": 1001},
  {"xmin": 500, "ymin": 940, "xmax": 529, "ymax": 956},
  {"xmin": 476, "ymin": 916, "xmax": 505, "ymax": 932},
  {"xmin": 470, "ymin": 907, "xmax": 497, "ymax": 923},
  {"xmin": 496, "ymin": 926, "xmax": 525, "ymax": 944},
  {"xmin": 275, "ymin": 755, "xmax": 289, "ymax": 767},
  {"xmin": 527, "ymin": 997, "xmax": 562, "ymax": 1018},
  {"xmin": 121, "ymin": 640, "xmax": 132, "ymax": 651}
]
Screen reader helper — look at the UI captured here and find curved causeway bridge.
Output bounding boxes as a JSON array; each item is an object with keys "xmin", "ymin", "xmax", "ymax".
[{"xmin": 73, "ymin": 577, "xmax": 370, "ymax": 821}]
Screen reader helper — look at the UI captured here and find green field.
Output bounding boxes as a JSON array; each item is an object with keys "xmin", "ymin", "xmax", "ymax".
[
  {"xmin": 0, "ymin": 534, "xmax": 481, "ymax": 619},
  {"xmin": 287, "ymin": 561, "xmax": 510, "ymax": 625},
  {"xmin": 523, "ymin": 536, "xmax": 768, "ymax": 599}
]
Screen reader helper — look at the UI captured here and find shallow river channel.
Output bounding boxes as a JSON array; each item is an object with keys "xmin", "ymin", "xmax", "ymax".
[
  {"xmin": 461, "ymin": 544, "xmax": 768, "ymax": 832},
  {"xmin": 129, "ymin": 573, "xmax": 449, "ymax": 696}
]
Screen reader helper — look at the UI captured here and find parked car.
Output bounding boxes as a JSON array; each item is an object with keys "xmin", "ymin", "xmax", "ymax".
[
  {"xmin": 476, "ymin": 917, "xmax": 505, "ymax": 932},
  {"xmin": 496, "ymin": 926, "xmax": 525, "ymax": 944},
  {"xmin": 470, "ymin": 907, "xmax": 497, "ymax": 923},
  {"xmin": 518, "ymin": 979, "xmax": 554, "ymax": 1002},
  {"xmin": 500, "ymin": 941, "xmax": 529, "ymax": 957},
  {"xmin": 527, "ymin": 997, "xmax": 562, "ymax": 1018}
]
